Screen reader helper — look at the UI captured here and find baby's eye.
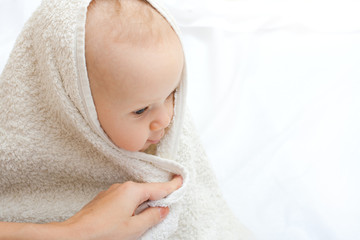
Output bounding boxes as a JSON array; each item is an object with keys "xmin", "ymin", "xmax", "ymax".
[{"xmin": 134, "ymin": 107, "xmax": 148, "ymax": 115}]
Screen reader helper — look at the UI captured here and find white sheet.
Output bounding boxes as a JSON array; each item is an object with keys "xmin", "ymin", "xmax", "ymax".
[{"xmin": 1, "ymin": 0, "xmax": 360, "ymax": 239}]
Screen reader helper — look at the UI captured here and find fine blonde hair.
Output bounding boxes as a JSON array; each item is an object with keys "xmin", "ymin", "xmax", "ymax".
[{"xmin": 86, "ymin": 0, "xmax": 174, "ymax": 47}]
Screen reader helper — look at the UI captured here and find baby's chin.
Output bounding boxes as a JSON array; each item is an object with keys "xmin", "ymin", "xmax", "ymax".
[
  {"xmin": 141, "ymin": 143, "xmax": 157, "ymax": 154},
  {"xmin": 113, "ymin": 141, "xmax": 149, "ymax": 153},
  {"xmin": 116, "ymin": 140, "xmax": 158, "ymax": 153},
  {"xmin": 140, "ymin": 142, "xmax": 153, "ymax": 152}
]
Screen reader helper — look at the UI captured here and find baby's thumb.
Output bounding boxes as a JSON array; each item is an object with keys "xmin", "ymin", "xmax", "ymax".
[{"xmin": 131, "ymin": 207, "xmax": 169, "ymax": 236}]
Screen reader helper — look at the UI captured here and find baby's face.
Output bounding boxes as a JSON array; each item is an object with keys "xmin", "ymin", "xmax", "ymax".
[{"xmin": 86, "ymin": 29, "xmax": 184, "ymax": 152}]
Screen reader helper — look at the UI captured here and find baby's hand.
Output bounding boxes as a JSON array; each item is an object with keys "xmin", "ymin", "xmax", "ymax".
[{"xmin": 62, "ymin": 175, "xmax": 182, "ymax": 240}]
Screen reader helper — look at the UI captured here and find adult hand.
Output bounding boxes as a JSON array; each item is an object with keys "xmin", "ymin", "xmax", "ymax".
[{"xmin": 62, "ymin": 175, "xmax": 183, "ymax": 240}]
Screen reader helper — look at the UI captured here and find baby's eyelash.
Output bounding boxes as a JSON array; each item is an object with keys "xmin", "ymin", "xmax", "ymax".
[
  {"xmin": 133, "ymin": 90, "xmax": 176, "ymax": 116},
  {"xmin": 134, "ymin": 107, "xmax": 148, "ymax": 115}
]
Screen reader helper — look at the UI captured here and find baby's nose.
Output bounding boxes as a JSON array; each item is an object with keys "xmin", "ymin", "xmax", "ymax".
[{"xmin": 150, "ymin": 109, "xmax": 172, "ymax": 131}]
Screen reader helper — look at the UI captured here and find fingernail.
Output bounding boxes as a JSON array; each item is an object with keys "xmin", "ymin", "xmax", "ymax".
[
  {"xmin": 173, "ymin": 175, "xmax": 182, "ymax": 182},
  {"xmin": 175, "ymin": 175, "xmax": 183, "ymax": 187},
  {"xmin": 159, "ymin": 207, "xmax": 169, "ymax": 220}
]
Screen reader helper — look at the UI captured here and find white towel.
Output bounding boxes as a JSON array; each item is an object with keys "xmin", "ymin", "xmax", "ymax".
[{"xmin": 0, "ymin": 0, "xmax": 253, "ymax": 239}]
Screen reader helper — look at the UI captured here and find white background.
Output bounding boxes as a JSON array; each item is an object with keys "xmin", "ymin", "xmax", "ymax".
[{"xmin": 1, "ymin": 0, "xmax": 360, "ymax": 239}]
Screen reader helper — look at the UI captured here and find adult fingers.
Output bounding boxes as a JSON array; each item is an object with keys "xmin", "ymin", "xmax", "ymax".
[
  {"xmin": 135, "ymin": 175, "xmax": 183, "ymax": 207},
  {"xmin": 129, "ymin": 207, "xmax": 170, "ymax": 238},
  {"xmin": 114, "ymin": 175, "xmax": 182, "ymax": 216}
]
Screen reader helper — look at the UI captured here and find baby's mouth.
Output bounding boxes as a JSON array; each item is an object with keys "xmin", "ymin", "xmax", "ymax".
[
  {"xmin": 147, "ymin": 139, "xmax": 161, "ymax": 144},
  {"xmin": 147, "ymin": 131, "xmax": 165, "ymax": 144}
]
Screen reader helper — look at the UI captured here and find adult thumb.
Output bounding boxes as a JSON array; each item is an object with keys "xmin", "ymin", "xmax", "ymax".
[{"xmin": 130, "ymin": 207, "xmax": 169, "ymax": 236}]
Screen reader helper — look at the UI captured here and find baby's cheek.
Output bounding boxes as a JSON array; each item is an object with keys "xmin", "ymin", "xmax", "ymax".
[{"xmin": 135, "ymin": 128, "xmax": 151, "ymax": 151}]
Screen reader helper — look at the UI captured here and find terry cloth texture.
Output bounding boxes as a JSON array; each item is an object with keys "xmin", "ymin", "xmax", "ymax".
[{"xmin": 0, "ymin": 0, "xmax": 253, "ymax": 239}]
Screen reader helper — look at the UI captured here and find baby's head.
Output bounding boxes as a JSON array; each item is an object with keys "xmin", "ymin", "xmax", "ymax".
[{"xmin": 85, "ymin": 0, "xmax": 184, "ymax": 152}]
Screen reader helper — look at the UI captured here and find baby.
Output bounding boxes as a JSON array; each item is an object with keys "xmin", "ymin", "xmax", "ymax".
[
  {"xmin": 0, "ymin": 0, "xmax": 184, "ymax": 239},
  {"xmin": 85, "ymin": 0, "xmax": 184, "ymax": 153},
  {"xmin": 0, "ymin": 0, "xmax": 252, "ymax": 239}
]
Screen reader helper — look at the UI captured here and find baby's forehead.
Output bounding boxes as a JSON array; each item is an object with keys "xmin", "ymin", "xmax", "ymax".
[{"xmin": 86, "ymin": 0, "xmax": 175, "ymax": 47}]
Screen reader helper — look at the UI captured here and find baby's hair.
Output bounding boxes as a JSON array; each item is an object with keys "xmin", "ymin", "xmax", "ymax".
[{"xmin": 87, "ymin": 0, "xmax": 174, "ymax": 47}]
